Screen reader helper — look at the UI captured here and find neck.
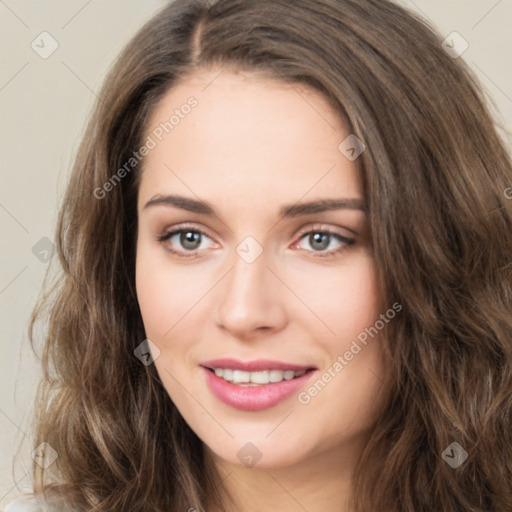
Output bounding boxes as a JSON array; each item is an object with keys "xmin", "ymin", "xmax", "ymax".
[{"xmin": 204, "ymin": 433, "xmax": 370, "ymax": 512}]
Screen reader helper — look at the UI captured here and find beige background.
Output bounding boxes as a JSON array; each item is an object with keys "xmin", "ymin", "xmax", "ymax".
[{"xmin": 1, "ymin": 0, "xmax": 511, "ymax": 506}]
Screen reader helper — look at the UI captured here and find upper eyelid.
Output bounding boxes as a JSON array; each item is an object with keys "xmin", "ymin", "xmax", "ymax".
[
  {"xmin": 295, "ymin": 225, "xmax": 355, "ymax": 238},
  {"xmin": 160, "ymin": 222, "xmax": 355, "ymax": 240},
  {"xmin": 161, "ymin": 223, "xmax": 217, "ymax": 243}
]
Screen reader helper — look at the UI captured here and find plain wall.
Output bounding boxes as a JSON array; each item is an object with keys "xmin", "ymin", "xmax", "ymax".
[{"xmin": 1, "ymin": 0, "xmax": 511, "ymax": 506}]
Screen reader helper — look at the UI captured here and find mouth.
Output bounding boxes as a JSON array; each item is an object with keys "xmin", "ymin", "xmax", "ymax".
[
  {"xmin": 200, "ymin": 358, "xmax": 318, "ymax": 411},
  {"xmin": 201, "ymin": 366, "xmax": 316, "ymax": 386}
]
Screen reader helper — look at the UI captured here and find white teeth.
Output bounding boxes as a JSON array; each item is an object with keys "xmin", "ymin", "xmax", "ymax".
[
  {"xmin": 250, "ymin": 370, "xmax": 270, "ymax": 384},
  {"xmin": 269, "ymin": 370, "xmax": 284, "ymax": 382},
  {"xmin": 232, "ymin": 370, "xmax": 250, "ymax": 383},
  {"xmin": 211, "ymin": 368, "xmax": 309, "ymax": 385}
]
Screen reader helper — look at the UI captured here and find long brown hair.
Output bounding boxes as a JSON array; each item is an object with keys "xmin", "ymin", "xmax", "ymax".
[{"xmin": 25, "ymin": 0, "xmax": 512, "ymax": 510}]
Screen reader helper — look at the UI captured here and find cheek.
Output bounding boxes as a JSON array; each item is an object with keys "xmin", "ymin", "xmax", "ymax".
[
  {"xmin": 338, "ymin": 255, "xmax": 381, "ymax": 334},
  {"xmin": 290, "ymin": 251, "xmax": 381, "ymax": 342},
  {"xmin": 135, "ymin": 244, "xmax": 209, "ymax": 340},
  {"xmin": 135, "ymin": 247, "xmax": 171, "ymax": 339},
  {"xmin": 135, "ymin": 247, "xmax": 208, "ymax": 411}
]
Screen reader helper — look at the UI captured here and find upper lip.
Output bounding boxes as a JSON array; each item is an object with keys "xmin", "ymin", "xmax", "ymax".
[{"xmin": 201, "ymin": 358, "xmax": 316, "ymax": 372}]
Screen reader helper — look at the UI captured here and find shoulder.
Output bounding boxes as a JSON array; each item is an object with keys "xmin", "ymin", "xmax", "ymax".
[{"xmin": 3, "ymin": 494, "xmax": 52, "ymax": 512}]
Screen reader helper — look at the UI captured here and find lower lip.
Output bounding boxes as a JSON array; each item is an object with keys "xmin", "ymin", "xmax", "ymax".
[{"xmin": 201, "ymin": 367, "xmax": 317, "ymax": 411}]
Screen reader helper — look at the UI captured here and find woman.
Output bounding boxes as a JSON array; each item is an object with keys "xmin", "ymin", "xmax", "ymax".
[{"xmin": 6, "ymin": 0, "xmax": 512, "ymax": 510}]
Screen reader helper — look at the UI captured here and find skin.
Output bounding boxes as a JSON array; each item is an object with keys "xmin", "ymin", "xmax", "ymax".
[{"xmin": 135, "ymin": 69, "xmax": 389, "ymax": 512}]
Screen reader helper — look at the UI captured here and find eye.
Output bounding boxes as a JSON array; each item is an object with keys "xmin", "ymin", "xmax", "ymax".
[
  {"xmin": 157, "ymin": 225, "xmax": 217, "ymax": 258},
  {"xmin": 292, "ymin": 227, "xmax": 355, "ymax": 257},
  {"xmin": 157, "ymin": 224, "xmax": 356, "ymax": 259}
]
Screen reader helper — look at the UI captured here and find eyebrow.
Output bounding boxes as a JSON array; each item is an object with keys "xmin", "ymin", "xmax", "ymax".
[{"xmin": 143, "ymin": 194, "xmax": 367, "ymax": 217}]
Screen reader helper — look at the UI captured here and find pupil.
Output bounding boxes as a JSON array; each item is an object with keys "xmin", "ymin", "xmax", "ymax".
[
  {"xmin": 181, "ymin": 231, "xmax": 200, "ymax": 250},
  {"xmin": 310, "ymin": 233, "xmax": 329, "ymax": 251}
]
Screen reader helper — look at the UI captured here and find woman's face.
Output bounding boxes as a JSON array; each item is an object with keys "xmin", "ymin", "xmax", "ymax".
[{"xmin": 135, "ymin": 69, "xmax": 389, "ymax": 469}]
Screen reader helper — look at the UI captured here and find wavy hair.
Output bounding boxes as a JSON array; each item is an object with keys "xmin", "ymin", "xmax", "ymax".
[{"xmin": 24, "ymin": 0, "xmax": 512, "ymax": 510}]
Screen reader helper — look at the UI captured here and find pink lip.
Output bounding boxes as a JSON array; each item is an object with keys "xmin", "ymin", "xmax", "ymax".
[
  {"xmin": 201, "ymin": 358, "xmax": 315, "ymax": 372},
  {"xmin": 201, "ymin": 365, "xmax": 318, "ymax": 411}
]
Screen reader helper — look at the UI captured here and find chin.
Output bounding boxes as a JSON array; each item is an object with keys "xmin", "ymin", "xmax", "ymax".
[{"xmin": 207, "ymin": 436, "xmax": 313, "ymax": 470}]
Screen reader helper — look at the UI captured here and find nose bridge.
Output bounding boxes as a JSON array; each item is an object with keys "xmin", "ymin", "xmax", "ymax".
[
  {"xmin": 214, "ymin": 236, "xmax": 286, "ymax": 336},
  {"xmin": 223, "ymin": 239, "xmax": 270, "ymax": 308}
]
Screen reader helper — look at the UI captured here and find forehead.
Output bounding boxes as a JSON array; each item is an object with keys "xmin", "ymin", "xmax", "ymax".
[{"xmin": 137, "ymin": 70, "xmax": 362, "ymax": 212}]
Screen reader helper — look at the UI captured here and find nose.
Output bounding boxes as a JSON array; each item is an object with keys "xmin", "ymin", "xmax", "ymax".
[{"xmin": 213, "ymin": 245, "xmax": 288, "ymax": 340}]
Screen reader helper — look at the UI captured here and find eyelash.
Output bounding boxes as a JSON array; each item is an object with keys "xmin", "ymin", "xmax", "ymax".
[{"xmin": 156, "ymin": 223, "xmax": 356, "ymax": 259}]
